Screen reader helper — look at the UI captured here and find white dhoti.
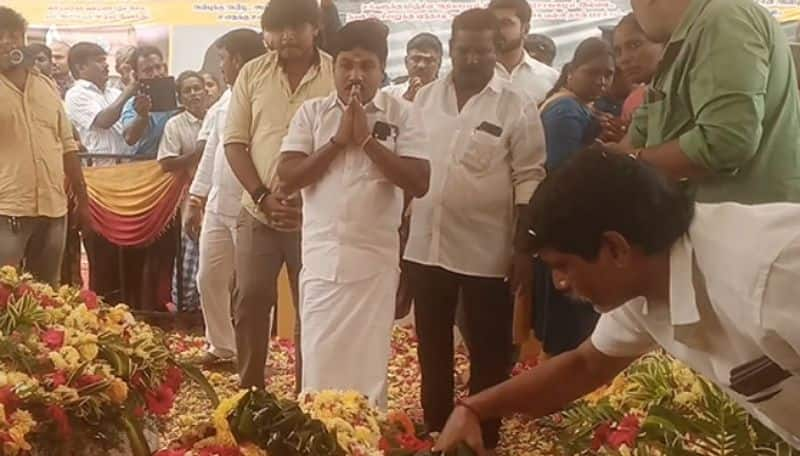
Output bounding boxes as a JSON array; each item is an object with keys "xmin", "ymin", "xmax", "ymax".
[{"xmin": 300, "ymin": 267, "xmax": 399, "ymax": 408}]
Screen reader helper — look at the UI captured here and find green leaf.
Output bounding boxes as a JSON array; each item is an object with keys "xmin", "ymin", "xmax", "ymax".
[
  {"xmin": 174, "ymin": 360, "xmax": 219, "ymax": 407},
  {"xmin": 119, "ymin": 409, "xmax": 151, "ymax": 456}
]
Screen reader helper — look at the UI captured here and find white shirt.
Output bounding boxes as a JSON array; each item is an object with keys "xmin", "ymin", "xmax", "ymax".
[
  {"xmin": 495, "ymin": 52, "xmax": 559, "ymax": 106},
  {"xmin": 592, "ymin": 203, "xmax": 800, "ymax": 449},
  {"xmin": 404, "ymin": 73, "xmax": 546, "ymax": 277},
  {"xmin": 157, "ymin": 110, "xmax": 204, "ymax": 161},
  {"xmin": 281, "ymin": 91, "xmax": 428, "ymax": 283},
  {"xmin": 189, "ymin": 90, "xmax": 242, "ymax": 218},
  {"xmin": 65, "ymin": 79, "xmax": 132, "ymax": 160},
  {"xmin": 383, "ymin": 81, "xmax": 409, "ymax": 100}
]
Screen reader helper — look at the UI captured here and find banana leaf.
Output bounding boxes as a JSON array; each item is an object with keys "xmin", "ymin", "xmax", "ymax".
[
  {"xmin": 228, "ymin": 389, "xmax": 345, "ymax": 455},
  {"xmin": 119, "ymin": 408, "xmax": 152, "ymax": 456},
  {"xmin": 173, "ymin": 360, "xmax": 220, "ymax": 407}
]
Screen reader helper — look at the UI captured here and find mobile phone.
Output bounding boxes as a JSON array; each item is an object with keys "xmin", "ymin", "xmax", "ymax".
[
  {"xmin": 373, "ymin": 121, "xmax": 393, "ymax": 141},
  {"xmin": 476, "ymin": 121, "xmax": 502, "ymax": 137},
  {"xmin": 139, "ymin": 77, "xmax": 178, "ymax": 112}
]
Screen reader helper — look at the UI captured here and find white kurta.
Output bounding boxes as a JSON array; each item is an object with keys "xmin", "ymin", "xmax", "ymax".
[{"xmin": 280, "ymin": 90, "xmax": 428, "ymax": 406}]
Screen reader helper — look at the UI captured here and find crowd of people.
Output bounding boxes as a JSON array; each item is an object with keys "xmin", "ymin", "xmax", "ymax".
[{"xmin": 2, "ymin": 0, "xmax": 800, "ymax": 453}]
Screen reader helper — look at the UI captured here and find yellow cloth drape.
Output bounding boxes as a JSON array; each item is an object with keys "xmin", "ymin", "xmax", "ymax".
[{"xmin": 84, "ymin": 161, "xmax": 176, "ymax": 216}]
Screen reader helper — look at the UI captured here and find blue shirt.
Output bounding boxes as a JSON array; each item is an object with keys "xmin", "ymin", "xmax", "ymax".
[
  {"xmin": 121, "ymin": 98, "xmax": 178, "ymax": 157},
  {"xmin": 540, "ymin": 97, "xmax": 600, "ymax": 171}
]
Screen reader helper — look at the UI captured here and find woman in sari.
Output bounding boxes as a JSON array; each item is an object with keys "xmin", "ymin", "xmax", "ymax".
[{"xmin": 534, "ymin": 37, "xmax": 615, "ymax": 356}]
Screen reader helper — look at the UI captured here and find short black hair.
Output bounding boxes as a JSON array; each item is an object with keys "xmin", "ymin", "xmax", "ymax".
[
  {"xmin": 487, "ymin": 0, "xmax": 532, "ymax": 27},
  {"xmin": 546, "ymin": 37, "xmax": 612, "ymax": 100},
  {"xmin": 0, "ymin": 6, "xmax": 26, "ymax": 34},
  {"xmin": 528, "ymin": 146, "xmax": 694, "ymax": 260},
  {"xmin": 130, "ymin": 45, "xmax": 164, "ymax": 71},
  {"xmin": 451, "ymin": 8, "xmax": 501, "ymax": 41},
  {"xmin": 67, "ymin": 42, "xmax": 106, "ymax": 79},
  {"xmin": 616, "ymin": 13, "xmax": 645, "ymax": 34},
  {"xmin": 261, "ymin": 0, "xmax": 320, "ymax": 32},
  {"xmin": 215, "ymin": 28, "xmax": 267, "ymax": 64},
  {"xmin": 176, "ymin": 70, "xmax": 204, "ymax": 95},
  {"xmin": 25, "ymin": 43, "xmax": 52, "ymax": 60},
  {"xmin": 331, "ymin": 19, "xmax": 389, "ymax": 66},
  {"xmin": 407, "ymin": 32, "xmax": 443, "ymax": 56}
]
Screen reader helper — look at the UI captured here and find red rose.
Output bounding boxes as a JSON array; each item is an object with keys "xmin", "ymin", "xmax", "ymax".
[
  {"xmin": 0, "ymin": 387, "xmax": 21, "ymax": 414},
  {"xmin": 607, "ymin": 415, "xmax": 641, "ymax": 450},
  {"xmin": 75, "ymin": 374, "xmax": 105, "ymax": 388},
  {"xmin": 591, "ymin": 422, "xmax": 613, "ymax": 450},
  {"xmin": 80, "ymin": 289, "xmax": 99, "ymax": 310},
  {"xmin": 163, "ymin": 365, "xmax": 183, "ymax": 392},
  {"xmin": 48, "ymin": 405, "xmax": 72, "ymax": 440},
  {"xmin": 0, "ymin": 284, "xmax": 11, "ymax": 308},
  {"xmin": 145, "ymin": 384, "xmax": 176, "ymax": 416},
  {"xmin": 48, "ymin": 370, "xmax": 69, "ymax": 388},
  {"xmin": 41, "ymin": 329, "xmax": 65, "ymax": 350}
]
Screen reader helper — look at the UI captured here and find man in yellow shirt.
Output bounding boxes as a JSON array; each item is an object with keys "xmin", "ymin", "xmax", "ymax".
[
  {"xmin": 224, "ymin": 0, "xmax": 334, "ymax": 390},
  {"xmin": 0, "ymin": 6, "xmax": 92, "ymax": 286}
]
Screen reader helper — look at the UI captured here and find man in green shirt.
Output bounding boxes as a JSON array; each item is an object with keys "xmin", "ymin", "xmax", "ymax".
[{"xmin": 611, "ymin": 0, "xmax": 800, "ymax": 203}]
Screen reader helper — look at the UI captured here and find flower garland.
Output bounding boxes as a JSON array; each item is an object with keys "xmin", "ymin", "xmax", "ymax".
[
  {"xmin": 0, "ymin": 266, "xmax": 217, "ymax": 455},
  {"xmin": 549, "ymin": 352, "xmax": 795, "ymax": 455}
]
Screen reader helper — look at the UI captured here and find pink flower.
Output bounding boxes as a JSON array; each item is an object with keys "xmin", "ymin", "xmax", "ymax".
[
  {"xmin": 0, "ymin": 387, "xmax": 20, "ymax": 414},
  {"xmin": 607, "ymin": 415, "xmax": 641, "ymax": 450},
  {"xmin": 48, "ymin": 405, "xmax": 72, "ymax": 440},
  {"xmin": 145, "ymin": 384, "xmax": 176, "ymax": 416},
  {"xmin": 163, "ymin": 365, "xmax": 183, "ymax": 392},
  {"xmin": 80, "ymin": 289, "xmax": 99, "ymax": 310},
  {"xmin": 41, "ymin": 329, "xmax": 65, "ymax": 350}
]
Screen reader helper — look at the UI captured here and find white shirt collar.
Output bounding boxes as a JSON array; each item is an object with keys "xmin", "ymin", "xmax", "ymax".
[
  {"xmin": 668, "ymin": 235, "xmax": 702, "ymax": 326},
  {"xmin": 444, "ymin": 70, "xmax": 506, "ymax": 96},
  {"xmin": 75, "ymin": 78, "xmax": 108, "ymax": 93},
  {"xmin": 639, "ymin": 234, "xmax": 701, "ymax": 328},
  {"xmin": 182, "ymin": 109, "xmax": 204, "ymax": 125}
]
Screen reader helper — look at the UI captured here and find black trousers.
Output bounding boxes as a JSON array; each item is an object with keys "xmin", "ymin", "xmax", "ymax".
[{"xmin": 407, "ymin": 261, "xmax": 513, "ymax": 449}]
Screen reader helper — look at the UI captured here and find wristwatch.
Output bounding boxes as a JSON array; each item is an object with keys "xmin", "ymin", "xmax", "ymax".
[{"xmin": 250, "ymin": 185, "xmax": 270, "ymax": 207}]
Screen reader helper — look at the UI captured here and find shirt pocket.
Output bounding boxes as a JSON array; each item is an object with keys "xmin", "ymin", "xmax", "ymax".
[{"xmin": 460, "ymin": 130, "xmax": 503, "ymax": 175}]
